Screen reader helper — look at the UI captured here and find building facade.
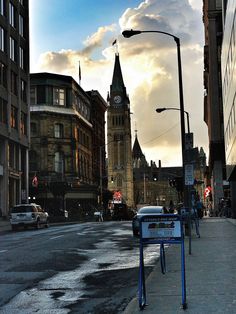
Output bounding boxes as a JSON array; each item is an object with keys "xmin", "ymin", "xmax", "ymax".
[
  {"xmin": 107, "ymin": 53, "xmax": 134, "ymax": 207},
  {"xmin": 221, "ymin": 0, "xmax": 236, "ymax": 217},
  {"xmin": 132, "ymin": 132, "xmax": 207, "ymax": 208},
  {"xmin": 0, "ymin": 0, "xmax": 29, "ymax": 217},
  {"xmin": 30, "ymin": 73, "xmax": 107, "ymax": 218},
  {"xmin": 203, "ymin": 0, "xmax": 226, "ymax": 213}
]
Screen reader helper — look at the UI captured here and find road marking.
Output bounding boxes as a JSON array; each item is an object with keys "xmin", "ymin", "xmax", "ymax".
[
  {"xmin": 0, "ymin": 250, "xmax": 8, "ymax": 253},
  {"xmin": 50, "ymin": 235, "xmax": 64, "ymax": 240}
]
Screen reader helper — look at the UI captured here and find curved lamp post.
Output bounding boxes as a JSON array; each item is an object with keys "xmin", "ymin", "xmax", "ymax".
[
  {"xmin": 156, "ymin": 107, "xmax": 190, "ymax": 134},
  {"xmin": 122, "ymin": 29, "xmax": 187, "ymax": 206},
  {"xmin": 122, "ymin": 29, "xmax": 186, "ymax": 162}
]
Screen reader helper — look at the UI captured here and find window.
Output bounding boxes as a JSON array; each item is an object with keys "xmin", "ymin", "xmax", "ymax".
[
  {"xmin": 19, "ymin": 15, "xmax": 24, "ymax": 37},
  {"xmin": 10, "ymin": 37, "xmax": 16, "ymax": 61},
  {"xmin": 30, "ymin": 87, "xmax": 36, "ymax": 104},
  {"xmin": 53, "ymin": 88, "xmax": 65, "ymax": 106},
  {"xmin": 0, "ymin": 62, "xmax": 7, "ymax": 88},
  {"xmin": 0, "ymin": 27, "xmax": 5, "ymax": 51},
  {"xmin": 9, "ymin": 3, "xmax": 16, "ymax": 28},
  {"xmin": 54, "ymin": 152, "xmax": 64, "ymax": 173},
  {"xmin": 20, "ymin": 111, "xmax": 27, "ymax": 135},
  {"xmin": 54, "ymin": 123, "xmax": 64, "ymax": 138},
  {"xmin": 11, "ymin": 71, "xmax": 17, "ymax": 95},
  {"xmin": 19, "ymin": 47, "xmax": 24, "ymax": 69},
  {"xmin": 10, "ymin": 105, "xmax": 18, "ymax": 129},
  {"xmin": 0, "ymin": 97, "xmax": 7, "ymax": 123},
  {"xmin": 21, "ymin": 79, "xmax": 27, "ymax": 101},
  {"xmin": 0, "ymin": 0, "xmax": 4, "ymax": 15}
]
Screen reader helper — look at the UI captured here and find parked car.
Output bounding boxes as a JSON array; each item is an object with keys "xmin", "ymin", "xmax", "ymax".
[
  {"xmin": 132, "ymin": 205, "xmax": 165, "ymax": 237},
  {"xmin": 10, "ymin": 203, "xmax": 49, "ymax": 231}
]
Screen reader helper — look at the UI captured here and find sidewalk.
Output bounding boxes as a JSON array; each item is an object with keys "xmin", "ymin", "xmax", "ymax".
[{"xmin": 124, "ymin": 217, "xmax": 236, "ymax": 314}]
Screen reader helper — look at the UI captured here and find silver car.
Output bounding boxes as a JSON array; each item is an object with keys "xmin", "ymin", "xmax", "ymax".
[
  {"xmin": 10, "ymin": 203, "xmax": 49, "ymax": 231},
  {"xmin": 132, "ymin": 205, "xmax": 166, "ymax": 237}
]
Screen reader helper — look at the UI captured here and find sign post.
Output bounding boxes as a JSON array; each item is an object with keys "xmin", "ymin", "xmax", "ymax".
[{"xmin": 138, "ymin": 214, "xmax": 187, "ymax": 310}]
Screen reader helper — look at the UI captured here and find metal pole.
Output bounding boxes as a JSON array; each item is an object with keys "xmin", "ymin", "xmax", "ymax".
[
  {"xmin": 143, "ymin": 173, "xmax": 146, "ymax": 203},
  {"xmin": 99, "ymin": 146, "xmax": 103, "ymax": 206}
]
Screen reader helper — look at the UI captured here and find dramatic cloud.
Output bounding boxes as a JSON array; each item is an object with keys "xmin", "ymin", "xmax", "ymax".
[{"xmin": 33, "ymin": 0, "xmax": 207, "ymax": 167}]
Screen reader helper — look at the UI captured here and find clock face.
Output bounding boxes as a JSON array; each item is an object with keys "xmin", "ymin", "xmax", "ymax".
[{"xmin": 114, "ymin": 95, "xmax": 122, "ymax": 104}]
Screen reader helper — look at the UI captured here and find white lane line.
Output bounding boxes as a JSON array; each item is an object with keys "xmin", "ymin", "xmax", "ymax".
[
  {"xmin": 50, "ymin": 235, "xmax": 64, "ymax": 240},
  {"xmin": 0, "ymin": 250, "xmax": 8, "ymax": 253}
]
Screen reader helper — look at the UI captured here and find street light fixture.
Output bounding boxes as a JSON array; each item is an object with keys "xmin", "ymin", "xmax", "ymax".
[
  {"xmin": 122, "ymin": 29, "xmax": 187, "ymax": 206},
  {"xmin": 156, "ymin": 107, "xmax": 190, "ymax": 134}
]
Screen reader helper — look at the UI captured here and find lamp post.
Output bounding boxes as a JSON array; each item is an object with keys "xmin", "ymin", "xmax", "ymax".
[
  {"xmin": 122, "ymin": 29, "xmax": 187, "ymax": 205},
  {"xmin": 156, "ymin": 107, "xmax": 190, "ymax": 134}
]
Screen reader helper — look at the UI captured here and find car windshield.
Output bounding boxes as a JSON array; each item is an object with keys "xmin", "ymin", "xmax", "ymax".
[
  {"xmin": 11, "ymin": 206, "xmax": 33, "ymax": 213},
  {"xmin": 138, "ymin": 207, "xmax": 163, "ymax": 214}
]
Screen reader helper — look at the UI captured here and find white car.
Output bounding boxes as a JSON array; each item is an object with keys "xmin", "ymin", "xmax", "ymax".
[
  {"xmin": 132, "ymin": 205, "xmax": 166, "ymax": 237},
  {"xmin": 10, "ymin": 203, "xmax": 49, "ymax": 231}
]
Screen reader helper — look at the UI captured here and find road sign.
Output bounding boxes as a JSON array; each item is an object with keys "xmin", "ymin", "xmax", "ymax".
[{"xmin": 185, "ymin": 164, "xmax": 194, "ymax": 185}]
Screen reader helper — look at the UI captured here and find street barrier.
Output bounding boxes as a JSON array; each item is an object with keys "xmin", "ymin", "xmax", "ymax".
[{"xmin": 138, "ymin": 214, "xmax": 187, "ymax": 310}]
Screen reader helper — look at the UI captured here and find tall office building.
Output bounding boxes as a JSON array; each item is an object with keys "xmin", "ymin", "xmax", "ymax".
[
  {"xmin": 221, "ymin": 0, "xmax": 236, "ymax": 217},
  {"xmin": 203, "ymin": 0, "xmax": 226, "ymax": 212},
  {"xmin": 0, "ymin": 0, "xmax": 30, "ymax": 217}
]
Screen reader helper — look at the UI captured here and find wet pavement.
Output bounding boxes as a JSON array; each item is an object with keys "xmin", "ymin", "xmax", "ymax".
[{"xmin": 124, "ymin": 217, "xmax": 236, "ymax": 314}]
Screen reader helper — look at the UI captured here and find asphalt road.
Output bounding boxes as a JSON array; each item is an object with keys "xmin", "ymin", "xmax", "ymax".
[{"xmin": 0, "ymin": 221, "xmax": 160, "ymax": 313}]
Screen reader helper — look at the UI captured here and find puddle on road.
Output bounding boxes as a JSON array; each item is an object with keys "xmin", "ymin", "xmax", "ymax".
[{"xmin": 1, "ymin": 230, "xmax": 161, "ymax": 313}]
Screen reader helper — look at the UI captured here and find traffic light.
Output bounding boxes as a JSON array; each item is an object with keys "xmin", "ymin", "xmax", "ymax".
[{"xmin": 111, "ymin": 176, "xmax": 114, "ymax": 183}]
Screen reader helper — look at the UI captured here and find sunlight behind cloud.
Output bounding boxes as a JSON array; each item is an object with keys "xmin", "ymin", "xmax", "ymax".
[{"xmin": 33, "ymin": 0, "xmax": 208, "ymax": 167}]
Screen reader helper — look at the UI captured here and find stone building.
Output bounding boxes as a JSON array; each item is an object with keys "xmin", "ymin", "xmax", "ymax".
[
  {"xmin": 29, "ymin": 72, "xmax": 107, "ymax": 218},
  {"xmin": 107, "ymin": 53, "xmax": 134, "ymax": 207},
  {"xmin": 132, "ymin": 131, "xmax": 206, "ymax": 208},
  {"xmin": 0, "ymin": 0, "xmax": 29, "ymax": 216}
]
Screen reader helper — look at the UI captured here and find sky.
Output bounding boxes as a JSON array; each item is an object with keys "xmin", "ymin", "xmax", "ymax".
[{"xmin": 29, "ymin": 0, "xmax": 208, "ymax": 167}]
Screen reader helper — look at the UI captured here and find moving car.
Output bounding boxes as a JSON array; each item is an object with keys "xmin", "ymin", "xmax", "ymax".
[
  {"xmin": 10, "ymin": 203, "xmax": 49, "ymax": 231},
  {"xmin": 132, "ymin": 205, "xmax": 165, "ymax": 237}
]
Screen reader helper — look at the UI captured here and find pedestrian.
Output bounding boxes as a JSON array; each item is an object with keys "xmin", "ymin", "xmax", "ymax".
[{"xmin": 196, "ymin": 199, "xmax": 204, "ymax": 219}]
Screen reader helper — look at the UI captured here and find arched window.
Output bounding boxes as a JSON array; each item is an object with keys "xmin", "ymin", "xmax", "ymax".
[
  {"xmin": 54, "ymin": 151, "xmax": 64, "ymax": 173},
  {"xmin": 54, "ymin": 123, "xmax": 63, "ymax": 138}
]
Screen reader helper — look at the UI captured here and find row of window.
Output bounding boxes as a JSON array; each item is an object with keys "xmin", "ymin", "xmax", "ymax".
[
  {"xmin": 112, "ymin": 115, "xmax": 125, "ymax": 126},
  {"xmin": 10, "ymin": 105, "xmax": 27, "ymax": 134},
  {"xmin": 225, "ymin": 91, "xmax": 236, "ymax": 149},
  {"xmin": 0, "ymin": 1, "xmax": 26, "ymax": 37},
  {"xmin": 222, "ymin": 8, "xmax": 236, "ymax": 102},
  {"xmin": 0, "ymin": 62, "xmax": 27, "ymax": 98},
  {"xmin": 0, "ymin": 28, "xmax": 26, "ymax": 68},
  {"xmin": 30, "ymin": 86, "xmax": 91, "ymax": 121},
  {"xmin": 0, "ymin": 97, "xmax": 27, "ymax": 134},
  {"xmin": 31, "ymin": 122, "xmax": 91, "ymax": 149},
  {"xmin": 30, "ymin": 87, "xmax": 65, "ymax": 106},
  {"xmin": 73, "ymin": 92, "xmax": 90, "ymax": 121},
  {"xmin": 29, "ymin": 150, "xmax": 91, "ymax": 179}
]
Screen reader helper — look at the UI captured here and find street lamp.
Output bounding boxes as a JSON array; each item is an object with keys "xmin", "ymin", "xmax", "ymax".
[
  {"xmin": 122, "ymin": 29, "xmax": 187, "ymax": 205},
  {"xmin": 156, "ymin": 107, "xmax": 190, "ymax": 134}
]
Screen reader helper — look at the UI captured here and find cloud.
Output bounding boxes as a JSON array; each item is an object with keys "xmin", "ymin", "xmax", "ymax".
[{"xmin": 34, "ymin": 0, "xmax": 207, "ymax": 167}]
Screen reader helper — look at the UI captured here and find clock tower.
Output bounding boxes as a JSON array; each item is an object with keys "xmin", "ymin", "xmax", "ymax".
[{"xmin": 107, "ymin": 53, "xmax": 134, "ymax": 207}]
